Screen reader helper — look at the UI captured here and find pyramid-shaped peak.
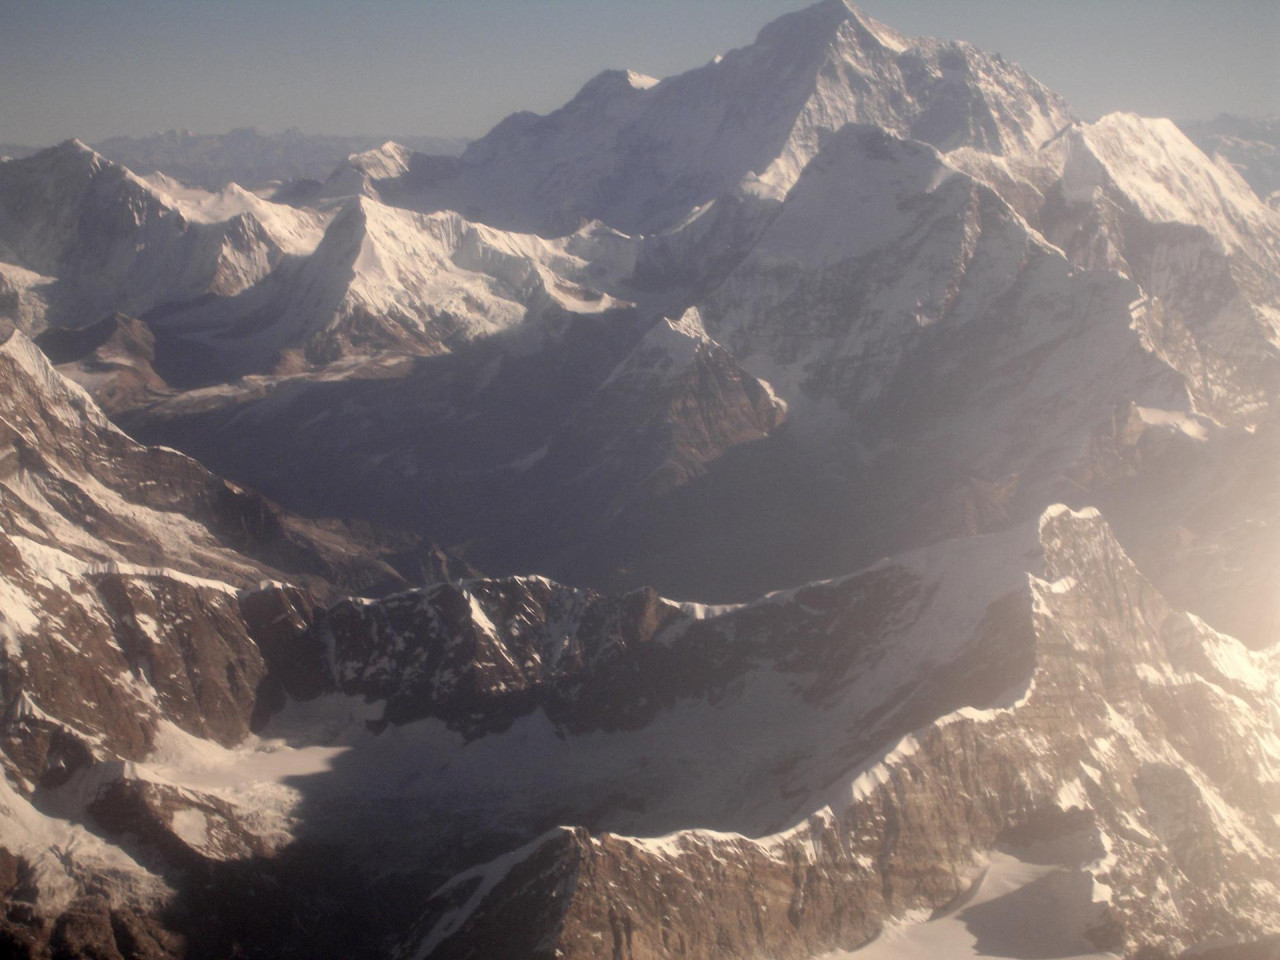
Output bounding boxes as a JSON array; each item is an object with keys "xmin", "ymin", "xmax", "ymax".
[
  {"xmin": 15, "ymin": 137, "xmax": 113, "ymax": 180},
  {"xmin": 48, "ymin": 137, "xmax": 104, "ymax": 163},
  {"xmin": 410, "ymin": 0, "xmax": 1074, "ymax": 235},
  {"xmin": 336, "ymin": 193, "xmax": 376, "ymax": 224},
  {"xmin": 831, "ymin": 0, "xmax": 912, "ymax": 49},
  {"xmin": 755, "ymin": 0, "xmax": 910, "ymax": 53}
]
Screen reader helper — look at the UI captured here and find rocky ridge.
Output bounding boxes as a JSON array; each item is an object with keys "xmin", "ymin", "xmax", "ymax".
[
  {"xmin": 393, "ymin": 508, "xmax": 1280, "ymax": 960},
  {"xmin": 0, "ymin": 308, "xmax": 1276, "ymax": 957}
]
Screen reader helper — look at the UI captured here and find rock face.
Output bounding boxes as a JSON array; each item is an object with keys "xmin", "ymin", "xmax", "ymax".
[
  {"xmin": 0, "ymin": 320, "xmax": 474, "ymax": 957},
  {"xmin": 0, "ymin": 141, "xmax": 324, "ymax": 336},
  {"xmin": 395, "ymin": 509, "xmax": 1280, "ymax": 960},
  {"xmin": 148, "ymin": 197, "xmax": 635, "ymax": 375},
  {"xmin": 1, "ymin": 301, "xmax": 1278, "ymax": 958},
  {"xmin": 11, "ymin": 342, "xmax": 1278, "ymax": 956},
  {"xmin": 0, "ymin": 139, "xmax": 640, "ymax": 381},
  {"xmin": 120, "ymin": 105, "xmax": 1275, "ymax": 606}
]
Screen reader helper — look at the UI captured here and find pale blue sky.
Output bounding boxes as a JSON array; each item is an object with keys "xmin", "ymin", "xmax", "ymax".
[{"xmin": 1, "ymin": 0, "xmax": 1274, "ymax": 146}]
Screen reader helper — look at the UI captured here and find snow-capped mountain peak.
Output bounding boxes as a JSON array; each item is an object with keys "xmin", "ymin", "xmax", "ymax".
[
  {"xmin": 0, "ymin": 141, "xmax": 336, "ymax": 335},
  {"xmin": 399, "ymin": 0, "xmax": 1073, "ymax": 236},
  {"xmin": 322, "ymin": 140, "xmax": 415, "ymax": 199},
  {"xmin": 1062, "ymin": 112, "xmax": 1280, "ymax": 258},
  {"xmin": 600, "ymin": 307, "xmax": 715, "ymax": 389},
  {"xmin": 755, "ymin": 0, "xmax": 909, "ymax": 55}
]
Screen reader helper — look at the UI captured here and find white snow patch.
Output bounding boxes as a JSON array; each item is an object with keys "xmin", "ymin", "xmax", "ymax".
[
  {"xmin": 1056, "ymin": 778, "xmax": 1090, "ymax": 811},
  {"xmin": 169, "ymin": 808, "xmax": 208, "ymax": 848},
  {"xmin": 625, "ymin": 70, "xmax": 660, "ymax": 90},
  {"xmin": 821, "ymin": 851, "xmax": 1115, "ymax": 960},
  {"xmin": 1133, "ymin": 406, "xmax": 1209, "ymax": 441}
]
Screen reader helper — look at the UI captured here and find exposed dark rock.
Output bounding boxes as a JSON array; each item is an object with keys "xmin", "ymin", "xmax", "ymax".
[{"xmin": 50, "ymin": 898, "xmax": 123, "ymax": 960}]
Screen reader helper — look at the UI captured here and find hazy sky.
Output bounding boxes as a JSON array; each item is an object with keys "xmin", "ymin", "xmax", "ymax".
[{"xmin": 1, "ymin": 0, "xmax": 1275, "ymax": 146}]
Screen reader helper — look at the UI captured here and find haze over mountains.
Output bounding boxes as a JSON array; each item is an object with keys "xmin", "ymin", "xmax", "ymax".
[
  {"xmin": 0, "ymin": 1, "xmax": 1277, "ymax": 958},
  {"xmin": 0, "ymin": 128, "xmax": 469, "ymax": 192},
  {"xmin": 1181, "ymin": 114, "xmax": 1280, "ymax": 210}
]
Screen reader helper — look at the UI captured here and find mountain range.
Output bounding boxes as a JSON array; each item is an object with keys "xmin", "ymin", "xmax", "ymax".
[
  {"xmin": 0, "ymin": 2, "xmax": 1277, "ymax": 958},
  {"xmin": 1, "ymin": 128, "xmax": 469, "ymax": 192}
]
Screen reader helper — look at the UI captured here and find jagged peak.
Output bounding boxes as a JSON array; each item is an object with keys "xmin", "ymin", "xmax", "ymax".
[
  {"xmin": 5, "ymin": 138, "xmax": 185, "ymax": 216},
  {"xmin": 1038, "ymin": 502, "xmax": 1101, "ymax": 529},
  {"xmin": 339, "ymin": 140, "xmax": 412, "ymax": 180},
  {"xmin": 35, "ymin": 137, "xmax": 107, "ymax": 171},
  {"xmin": 834, "ymin": 1, "xmax": 911, "ymax": 52},
  {"xmin": 57, "ymin": 136, "xmax": 95, "ymax": 155},
  {"xmin": 326, "ymin": 193, "xmax": 375, "ymax": 233},
  {"xmin": 755, "ymin": 0, "xmax": 909, "ymax": 53},
  {"xmin": 308, "ymin": 196, "xmax": 474, "ymax": 294},
  {"xmin": 624, "ymin": 69, "xmax": 661, "ymax": 90},
  {"xmin": 1062, "ymin": 111, "xmax": 1278, "ymax": 254},
  {"xmin": 365, "ymin": 139, "xmax": 410, "ymax": 160},
  {"xmin": 665, "ymin": 305, "xmax": 712, "ymax": 342},
  {"xmin": 639, "ymin": 307, "xmax": 715, "ymax": 355}
]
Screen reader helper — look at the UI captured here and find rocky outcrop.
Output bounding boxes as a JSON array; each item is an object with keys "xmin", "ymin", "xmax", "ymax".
[
  {"xmin": 34, "ymin": 315, "xmax": 169, "ymax": 416},
  {"xmin": 399, "ymin": 509, "xmax": 1280, "ymax": 959},
  {"xmin": 3, "ymin": 400, "xmax": 1278, "ymax": 960},
  {"xmin": 0, "ymin": 321, "xmax": 474, "ymax": 957}
]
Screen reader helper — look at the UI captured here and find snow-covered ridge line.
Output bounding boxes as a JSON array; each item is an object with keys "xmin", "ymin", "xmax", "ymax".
[
  {"xmin": 401, "ymin": 500, "xmax": 1279, "ymax": 957},
  {"xmin": 1064, "ymin": 113, "xmax": 1280, "ymax": 257},
  {"xmin": 391, "ymin": 0, "xmax": 1075, "ymax": 237},
  {"xmin": 0, "ymin": 326, "xmax": 119, "ymax": 434},
  {"xmin": 81, "ymin": 561, "xmax": 242, "ymax": 596}
]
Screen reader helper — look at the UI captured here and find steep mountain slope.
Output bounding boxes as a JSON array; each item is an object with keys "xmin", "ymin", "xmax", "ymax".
[
  {"xmin": 1043, "ymin": 114, "xmax": 1280, "ymax": 426},
  {"xmin": 0, "ymin": 140, "xmax": 325, "ymax": 334},
  {"xmin": 94, "ymin": 4, "xmax": 1270, "ymax": 613},
  {"xmin": 389, "ymin": 509, "xmax": 1279, "ymax": 960},
  {"xmin": 128, "ymin": 116, "xmax": 1234, "ymax": 603},
  {"xmin": 0, "ymin": 263, "xmax": 54, "ymax": 335},
  {"xmin": 0, "ymin": 141, "xmax": 643, "ymax": 382},
  {"xmin": 145, "ymin": 196, "xmax": 638, "ymax": 376},
  {"xmin": 1180, "ymin": 114, "xmax": 1280, "ymax": 209},
  {"xmin": 0, "ymin": 318, "xmax": 458, "ymax": 753},
  {"xmin": 0, "ymin": 319, "xmax": 490, "ymax": 954},
  {"xmin": 384, "ymin": 0, "xmax": 1072, "ymax": 237},
  {"xmin": 8, "ymin": 363, "xmax": 1277, "ymax": 957}
]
